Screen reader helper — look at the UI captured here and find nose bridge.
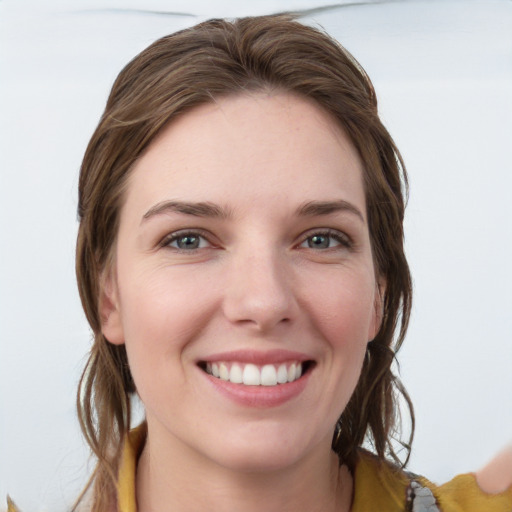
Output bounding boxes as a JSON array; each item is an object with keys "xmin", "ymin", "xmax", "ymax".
[{"xmin": 222, "ymin": 242, "xmax": 295, "ymax": 331}]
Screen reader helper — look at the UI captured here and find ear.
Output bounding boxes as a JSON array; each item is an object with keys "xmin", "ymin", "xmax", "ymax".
[
  {"xmin": 368, "ymin": 278, "xmax": 386, "ymax": 341},
  {"xmin": 99, "ymin": 267, "xmax": 125, "ymax": 345}
]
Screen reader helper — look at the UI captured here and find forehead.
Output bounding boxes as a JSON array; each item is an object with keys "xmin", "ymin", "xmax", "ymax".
[{"xmin": 124, "ymin": 92, "xmax": 366, "ymax": 219}]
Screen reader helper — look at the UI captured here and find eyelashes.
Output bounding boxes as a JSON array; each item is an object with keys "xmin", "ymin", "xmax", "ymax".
[
  {"xmin": 299, "ymin": 229, "xmax": 352, "ymax": 250},
  {"xmin": 159, "ymin": 228, "xmax": 353, "ymax": 253},
  {"xmin": 160, "ymin": 229, "xmax": 214, "ymax": 251}
]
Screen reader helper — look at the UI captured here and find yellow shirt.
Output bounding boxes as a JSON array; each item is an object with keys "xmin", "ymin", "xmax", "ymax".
[{"xmin": 115, "ymin": 426, "xmax": 512, "ymax": 512}]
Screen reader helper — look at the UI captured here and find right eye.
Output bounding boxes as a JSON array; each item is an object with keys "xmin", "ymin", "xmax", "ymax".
[
  {"xmin": 163, "ymin": 231, "xmax": 211, "ymax": 251},
  {"xmin": 298, "ymin": 229, "xmax": 352, "ymax": 251}
]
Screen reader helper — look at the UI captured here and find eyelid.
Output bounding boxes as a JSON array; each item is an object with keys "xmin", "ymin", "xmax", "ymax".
[
  {"xmin": 297, "ymin": 228, "xmax": 353, "ymax": 249},
  {"xmin": 159, "ymin": 228, "xmax": 216, "ymax": 250}
]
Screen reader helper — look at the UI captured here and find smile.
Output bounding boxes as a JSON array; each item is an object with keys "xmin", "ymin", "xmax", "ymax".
[{"xmin": 204, "ymin": 361, "xmax": 304, "ymax": 386}]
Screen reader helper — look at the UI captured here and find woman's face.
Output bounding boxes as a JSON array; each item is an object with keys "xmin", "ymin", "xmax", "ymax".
[{"xmin": 102, "ymin": 92, "xmax": 382, "ymax": 472}]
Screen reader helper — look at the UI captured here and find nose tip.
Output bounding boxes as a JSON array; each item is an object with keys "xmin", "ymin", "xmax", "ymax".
[{"xmin": 222, "ymin": 253, "xmax": 295, "ymax": 332}]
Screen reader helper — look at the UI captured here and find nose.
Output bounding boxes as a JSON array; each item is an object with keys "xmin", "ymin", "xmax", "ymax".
[{"xmin": 222, "ymin": 247, "xmax": 296, "ymax": 333}]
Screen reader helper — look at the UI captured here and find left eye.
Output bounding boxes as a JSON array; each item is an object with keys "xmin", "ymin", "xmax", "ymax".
[
  {"xmin": 166, "ymin": 232, "xmax": 210, "ymax": 250},
  {"xmin": 300, "ymin": 231, "xmax": 349, "ymax": 249}
]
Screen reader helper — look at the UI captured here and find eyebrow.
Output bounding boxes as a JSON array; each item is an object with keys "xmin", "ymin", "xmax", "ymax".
[
  {"xmin": 141, "ymin": 199, "xmax": 364, "ymax": 224},
  {"xmin": 142, "ymin": 200, "xmax": 231, "ymax": 223},
  {"xmin": 296, "ymin": 200, "xmax": 365, "ymax": 222}
]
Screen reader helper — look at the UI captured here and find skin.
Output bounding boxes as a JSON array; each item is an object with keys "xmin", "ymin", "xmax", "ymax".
[
  {"xmin": 100, "ymin": 92, "xmax": 385, "ymax": 512},
  {"xmin": 476, "ymin": 445, "xmax": 512, "ymax": 494}
]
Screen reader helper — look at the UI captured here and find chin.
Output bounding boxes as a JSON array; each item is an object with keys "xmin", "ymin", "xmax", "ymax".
[
  {"xmin": 204, "ymin": 429, "xmax": 317, "ymax": 474},
  {"xmin": 214, "ymin": 449, "xmax": 301, "ymax": 474}
]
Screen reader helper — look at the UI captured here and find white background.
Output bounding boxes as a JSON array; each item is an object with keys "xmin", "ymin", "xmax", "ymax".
[{"xmin": 1, "ymin": 0, "xmax": 511, "ymax": 510}]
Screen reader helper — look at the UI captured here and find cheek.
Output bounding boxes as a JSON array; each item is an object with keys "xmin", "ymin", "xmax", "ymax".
[
  {"xmin": 116, "ymin": 265, "xmax": 219, "ymax": 378},
  {"xmin": 298, "ymin": 265, "xmax": 377, "ymax": 347},
  {"xmin": 119, "ymin": 261, "xmax": 209, "ymax": 333},
  {"xmin": 116, "ymin": 266, "xmax": 224, "ymax": 418},
  {"xmin": 293, "ymin": 267, "xmax": 375, "ymax": 425}
]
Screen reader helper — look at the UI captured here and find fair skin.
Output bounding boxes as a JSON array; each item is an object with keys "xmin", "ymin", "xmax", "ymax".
[
  {"xmin": 101, "ymin": 92, "xmax": 381, "ymax": 512},
  {"xmin": 476, "ymin": 445, "xmax": 512, "ymax": 494}
]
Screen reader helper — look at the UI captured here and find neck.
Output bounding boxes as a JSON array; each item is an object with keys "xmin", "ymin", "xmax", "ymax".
[{"xmin": 135, "ymin": 425, "xmax": 353, "ymax": 512}]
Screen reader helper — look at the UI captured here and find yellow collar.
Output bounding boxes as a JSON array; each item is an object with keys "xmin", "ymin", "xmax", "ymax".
[{"xmin": 117, "ymin": 424, "xmax": 147, "ymax": 512}]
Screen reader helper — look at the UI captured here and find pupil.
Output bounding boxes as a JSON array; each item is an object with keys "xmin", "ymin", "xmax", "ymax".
[
  {"xmin": 178, "ymin": 235, "xmax": 199, "ymax": 249},
  {"xmin": 309, "ymin": 235, "xmax": 329, "ymax": 248}
]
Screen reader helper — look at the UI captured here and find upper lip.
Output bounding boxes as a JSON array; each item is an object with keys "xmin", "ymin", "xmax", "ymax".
[{"xmin": 198, "ymin": 349, "xmax": 314, "ymax": 365}]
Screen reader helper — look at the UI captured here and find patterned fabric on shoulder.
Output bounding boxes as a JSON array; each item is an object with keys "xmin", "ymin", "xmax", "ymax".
[{"xmin": 406, "ymin": 479, "xmax": 441, "ymax": 512}]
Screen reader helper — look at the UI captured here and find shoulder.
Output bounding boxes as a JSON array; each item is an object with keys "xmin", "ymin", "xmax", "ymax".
[
  {"xmin": 432, "ymin": 472, "xmax": 512, "ymax": 512},
  {"xmin": 436, "ymin": 445, "xmax": 512, "ymax": 511},
  {"xmin": 351, "ymin": 449, "xmax": 512, "ymax": 512}
]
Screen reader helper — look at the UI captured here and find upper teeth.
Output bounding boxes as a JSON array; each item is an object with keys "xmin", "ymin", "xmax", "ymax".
[{"xmin": 205, "ymin": 362, "xmax": 303, "ymax": 386}]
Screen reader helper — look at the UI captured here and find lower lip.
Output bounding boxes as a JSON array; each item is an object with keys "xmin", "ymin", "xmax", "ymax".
[{"xmin": 202, "ymin": 369, "xmax": 311, "ymax": 408}]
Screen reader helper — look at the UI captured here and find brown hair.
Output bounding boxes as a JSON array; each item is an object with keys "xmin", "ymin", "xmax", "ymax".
[{"xmin": 75, "ymin": 14, "xmax": 413, "ymax": 510}]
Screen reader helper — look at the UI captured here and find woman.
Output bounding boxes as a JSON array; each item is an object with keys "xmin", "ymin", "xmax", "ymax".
[{"xmin": 67, "ymin": 14, "xmax": 511, "ymax": 512}]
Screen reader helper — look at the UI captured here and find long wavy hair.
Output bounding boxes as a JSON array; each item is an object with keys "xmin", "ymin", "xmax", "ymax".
[{"xmin": 75, "ymin": 14, "xmax": 413, "ymax": 511}]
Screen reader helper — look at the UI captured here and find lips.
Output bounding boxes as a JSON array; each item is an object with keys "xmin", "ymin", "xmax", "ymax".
[{"xmin": 197, "ymin": 350, "xmax": 315, "ymax": 406}]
